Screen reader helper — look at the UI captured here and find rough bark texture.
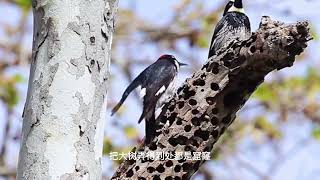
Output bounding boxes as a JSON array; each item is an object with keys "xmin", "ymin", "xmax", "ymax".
[
  {"xmin": 17, "ymin": 0, "xmax": 118, "ymax": 179},
  {"xmin": 112, "ymin": 16, "xmax": 311, "ymax": 180}
]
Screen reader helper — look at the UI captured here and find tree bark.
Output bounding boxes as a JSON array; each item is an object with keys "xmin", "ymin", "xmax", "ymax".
[
  {"xmin": 17, "ymin": 0, "xmax": 118, "ymax": 179},
  {"xmin": 112, "ymin": 16, "xmax": 311, "ymax": 180}
]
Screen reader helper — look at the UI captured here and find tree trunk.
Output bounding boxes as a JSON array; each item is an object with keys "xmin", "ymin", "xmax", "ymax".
[
  {"xmin": 17, "ymin": 0, "xmax": 118, "ymax": 179},
  {"xmin": 112, "ymin": 17, "xmax": 311, "ymax": 179}
]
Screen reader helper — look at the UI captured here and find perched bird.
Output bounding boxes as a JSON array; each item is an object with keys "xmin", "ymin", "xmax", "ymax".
[
  {"xmin": 111, "ymin": 54, "xmax": 187, "ymax": 143},
  {"xmin": 222, "ymin": 0, "xmax": 235, "ymax": 16},
  {"xmin": 208, "ymin": 0, "xmax": 251, "ymax": 59}
]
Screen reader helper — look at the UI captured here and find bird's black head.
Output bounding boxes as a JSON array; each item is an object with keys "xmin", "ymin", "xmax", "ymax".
[
  {"xmin": 223, "ymin": 0, "xmax": 234, "ymax": 16},
  {"xmin": 228, "ymin": 0, "xmax": 245, "ymax": 14},
  {"xmin": 158, "ymin": 54, "xmax": 187, "ymax": 70},
  {"xmin": 234, "ymin": 0, "xmax": 243, "ymax": 9}
]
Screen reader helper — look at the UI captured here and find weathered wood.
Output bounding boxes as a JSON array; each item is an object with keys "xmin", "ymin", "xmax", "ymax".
[{"xmin": 112, "ymin": 16, "xmax": 311, "ymax": 180}]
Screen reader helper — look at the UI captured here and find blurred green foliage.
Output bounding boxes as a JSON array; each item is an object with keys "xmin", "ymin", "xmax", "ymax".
[
  {"xmin": 312, "ymin": 126, "xmax": 320, "ymax": 141},
  {"xmin": 14, "ymin": 0, "xmax": 32, "ymax": 11},
  {"xmin": 0, "ymin": 74, "xmax": 24, "ymax": 109}
]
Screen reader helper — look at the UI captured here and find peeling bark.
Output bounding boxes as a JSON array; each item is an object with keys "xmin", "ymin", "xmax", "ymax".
[
  {"xmin": 17, "ymin": 0, "xmax": 118, "ymax": 179},
  {"xmin": 112, "ymin": 17, "xmax": 311, "ymax": 180}
]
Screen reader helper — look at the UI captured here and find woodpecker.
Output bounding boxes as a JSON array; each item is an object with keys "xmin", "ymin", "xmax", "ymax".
[
  {"xmin": 208, "ymin": 0, "xmax": 251, "ymax": 59},
  {"xmin": 111, "ymin": 54, "xmax": 187, "ymax": 143}
]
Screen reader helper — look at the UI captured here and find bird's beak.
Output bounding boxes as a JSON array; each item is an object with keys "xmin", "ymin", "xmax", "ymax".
[{"xmin": 178, "ymin": 62, "xmax": 188, "ymax": 66}]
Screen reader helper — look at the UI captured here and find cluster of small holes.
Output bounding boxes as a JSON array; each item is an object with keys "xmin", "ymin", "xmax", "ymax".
[
  {"xmin": 122, "ymin": 34, "xmax": 277, "ymax": 179},
  {"xmin": 126, "ymin": 53, "xmax": 254, "ymax": 180}
]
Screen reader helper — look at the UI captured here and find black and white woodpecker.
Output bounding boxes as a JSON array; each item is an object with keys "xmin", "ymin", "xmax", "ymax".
[
  {"xmin": 208, "ymin": 0, "xmax": 251, "ymax": 59},
  {"xmin": 111, "ymin": 54, "xmax": 187, "ymax": 143}
]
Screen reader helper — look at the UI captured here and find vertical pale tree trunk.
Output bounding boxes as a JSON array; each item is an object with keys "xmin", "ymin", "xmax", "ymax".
[{"xmin": 17, "ymin": 0, "xmax": 118, "ymax": 179}]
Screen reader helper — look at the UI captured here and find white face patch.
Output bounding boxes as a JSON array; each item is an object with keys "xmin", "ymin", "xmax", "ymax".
[
  {"xmin": 228, "ymin": 6, "xmax": 245, "ymax": 13},
  {"xmin": 155, "ymin": 104, "xmax": 165, "ymax": 119},
  {"xmin": 156, "ymin": 85, "xmax": 166, "ymax": 96},
  {"xmin": 139, "ymin": 86, "xmax": 146, "ymax": 99},
  {"xmin": 173, "ymin": 60, "xmax": 180, "ymax": 71},
  {"xmin": 230, "ymin": 0, "xmax": 235, "ymax": 2}
]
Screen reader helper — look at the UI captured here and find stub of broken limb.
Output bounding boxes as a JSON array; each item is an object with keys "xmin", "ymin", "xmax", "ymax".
[{"xmin": 111, "ymin": 16, "xmax": 311, "ymax": 180}]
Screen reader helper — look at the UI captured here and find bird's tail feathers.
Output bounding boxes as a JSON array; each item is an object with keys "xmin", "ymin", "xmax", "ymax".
[
  {"xmin": 145, "ymin": 109, "xmax": 156, "ymax": 144},
  {"xmin": 138, "ymin": 110, "xmax": 146, "ymax": 123},
  {"xmin": 110, "ymin": 78, "xmax": 141, "ymax": 116},
  {"xmin": 111, "ymin": 100, "xmax": 124, "ymax": 116}
]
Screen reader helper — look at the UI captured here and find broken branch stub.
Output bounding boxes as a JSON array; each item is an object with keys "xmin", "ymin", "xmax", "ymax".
[{"xmin": 112, "ymin": 16, "xmax": 311, "ymax": 180}]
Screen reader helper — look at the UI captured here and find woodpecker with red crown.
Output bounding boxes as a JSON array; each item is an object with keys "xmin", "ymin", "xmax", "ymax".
[
  {"xmin": 208, "ymin": 0, "xmax": 251, "ymax": 59},
  {"xmin": 111, "ymin": 54, "xmax": 187, "ymax": 143}
]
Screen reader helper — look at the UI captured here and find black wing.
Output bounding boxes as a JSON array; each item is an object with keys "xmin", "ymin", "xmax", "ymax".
[
  {"xmin": 111, "ymin": 64, "xmax": 152, "ymax": 116},
  {"xmin": 208, "ymin": 13, "xmax": 251, "ymax": 59},
  {"xmin": 138, "ymin": 61, "xmax": 176, "ymax": 123},
  {"xmin": 208, "ymin": 16, "xmax": 227, "ymax": 59}
]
